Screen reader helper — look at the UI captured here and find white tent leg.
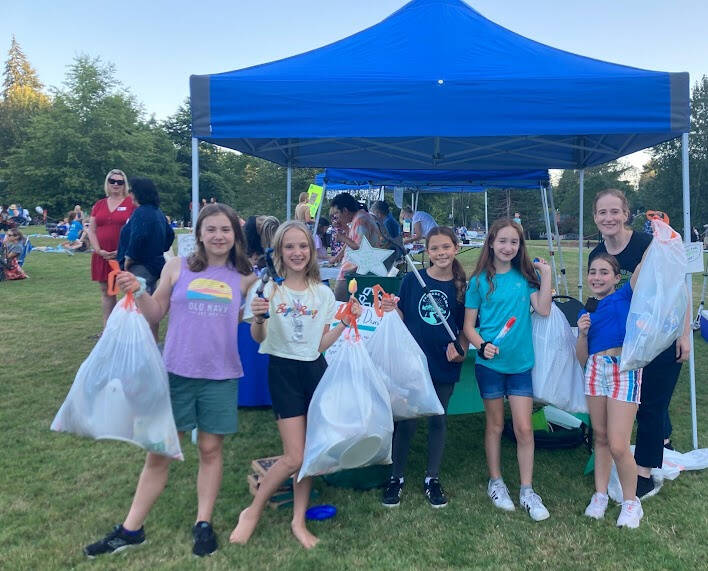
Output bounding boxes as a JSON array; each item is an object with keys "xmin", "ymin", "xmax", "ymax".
[
  {"xmin": 547, "ymin": 184, "xmax": 569, "ymax": 295},
  {"xmin": 191, "ymin": 137, "xmax": 199, "ymax": 229},
  {"xmin": 578, "ymin": 169, "xmax": 585, "ymax": 299},
  {"xmin": 540, "ymin": 185, "xmax": 559, "ymax": 292},
  {"xmin": 286, "ymin": 164, "xmax": 292, "ymax": 221},
  {"xmin": 682, "ymin": 132, "xmax": 698, "ymax": 449},
  {"xmin": 484, "ymin": 191, "xmax": 488, "ymax": 235}
]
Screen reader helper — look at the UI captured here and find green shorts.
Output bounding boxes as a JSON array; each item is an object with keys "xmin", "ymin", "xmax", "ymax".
[{"xmin": 168, "ymin": 373, "xmax": 239, "ymax": 435}]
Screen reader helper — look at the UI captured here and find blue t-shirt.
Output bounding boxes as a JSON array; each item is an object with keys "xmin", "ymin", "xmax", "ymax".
[
  {"xmin": 465, "ymin": 268, "xmax": 537, "ymax": 374},
  {"xmin": 397, "ymin": 270, "xmax": 465, "ymax": 384},
  {"xmin": 383, "ymin": 213, "xmax": 401, "ymax": 239},
  {"xmin": 66, "ymin": 220, "xmax": 83, "ymax": 241},
  {"xmin": 577, "ymin": 283, "xmax": 633, "ymax": 355}
]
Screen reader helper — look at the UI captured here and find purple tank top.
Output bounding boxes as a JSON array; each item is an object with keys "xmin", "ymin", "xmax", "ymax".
[{"xmin": 163, "ymin": 258, "xmax": 243, "ymax": 380}]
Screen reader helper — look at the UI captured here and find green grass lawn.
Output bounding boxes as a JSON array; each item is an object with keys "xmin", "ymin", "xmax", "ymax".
[{"xmin": 1, "ymin": 229, "xmax": 706, "ymax": 570}]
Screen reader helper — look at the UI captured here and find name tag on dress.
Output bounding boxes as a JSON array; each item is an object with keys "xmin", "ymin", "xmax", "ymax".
[{"xmin": 117, "ymin": 206, "xmax": 127, "ymax": 211}]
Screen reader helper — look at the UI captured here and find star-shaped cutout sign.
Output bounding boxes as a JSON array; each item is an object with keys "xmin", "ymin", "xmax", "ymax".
[{"xmin": 344, "ymin": 235, "xmax": 394, "ymax": 277}]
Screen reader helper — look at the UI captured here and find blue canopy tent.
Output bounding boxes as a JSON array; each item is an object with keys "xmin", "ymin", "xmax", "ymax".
[
  {"xmin": 314, "ymin": 168, "xmax": 568, "ymax": 292},
  {"xmin": 190, "ymin": 0, "xmax": 697, "ymax": 446}
]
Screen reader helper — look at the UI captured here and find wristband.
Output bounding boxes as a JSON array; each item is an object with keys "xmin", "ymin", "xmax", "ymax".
[
  {"xmin": 477, "ymin": 341, "xmax": 490, "ymax": 360},
  {"xmin": 254, "ymin": 317, "xmax": 266, "ymax": 325},
  {"xmin": 133, "ymin": 276, "xmax": 147, "ymax": 299}
]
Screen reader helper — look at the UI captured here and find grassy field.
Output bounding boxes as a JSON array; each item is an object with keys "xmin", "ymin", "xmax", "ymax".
[{"xmin": 1, "ymin": 228, "xmax": 706, "ymax": 570}]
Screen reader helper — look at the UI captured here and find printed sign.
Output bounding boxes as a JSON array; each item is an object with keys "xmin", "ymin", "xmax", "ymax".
[
  {"xmin": 177, "ymin": 233, "xmax": 196, "ymax": 258},
  {"xmin": 308, "ymin": 184, "xmax": 324, "ymax": 218}
]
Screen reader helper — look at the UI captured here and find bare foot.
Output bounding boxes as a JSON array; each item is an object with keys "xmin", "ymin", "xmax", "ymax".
[
  {"xmin": 291, "ymin": 521, "xmax": 319, "ymax": 549},
  {"xmin": 230, "ymin": 507, "xmax": 259, "ymax": 544}
]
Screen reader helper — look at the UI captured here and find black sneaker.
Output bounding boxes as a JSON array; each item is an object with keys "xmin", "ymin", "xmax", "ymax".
[
  {"xmin": 423, "ymin": 478, "xmax": 448, "ymax": 508},
  {"xmin": 381, "ymin": 477, "xmax": 403, "ymax": 507},
  {"xmin": 84, "ymin": 525, "xmax": 145, "ymax": 558},
  {"xmin": 636, "ymin": 475, "xmax": 659, "ymax": 500},
  {"xmin": 664, "ymin": 440, "xmax": 675, "ymax": 451},
  {"xmin": 192, "ymin": 521, "xmax": 217, "ymax": 557}
]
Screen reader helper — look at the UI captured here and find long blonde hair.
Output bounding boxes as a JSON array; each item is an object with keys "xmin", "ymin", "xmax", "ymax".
[
  {"xmin": 272, "ymin": 221, "xmax": 320, "ymax": 285},
  {"xmin": 103, "ymin": 169, "xmax": 130, "ymax": 197}
]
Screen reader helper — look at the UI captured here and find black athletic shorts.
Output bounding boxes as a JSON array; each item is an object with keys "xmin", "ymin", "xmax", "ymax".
[{"xmin": 268, "ymin": 354, "xmax": 328, "ymax": 419}]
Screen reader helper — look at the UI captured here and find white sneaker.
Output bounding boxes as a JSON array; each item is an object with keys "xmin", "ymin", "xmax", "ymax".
[
  {"xmin": 584, "ymin": 492, "xmax": 609, "ymax": 520},
  {"xmin": 487, "ymin": 480, "xmax": 515, "ymax": 512},
  {"xmin": 616, "ymin": 498, "xmax": 643, "ymax": 529},
  {"xmin": 520, "ymin": 491, "xmax": 550, "ymax": 522}
]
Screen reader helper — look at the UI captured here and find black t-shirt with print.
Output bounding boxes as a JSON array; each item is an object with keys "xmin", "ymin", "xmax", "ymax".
[
  {"xmin": 589, "ymin": 231, "xmax": 652, "ymax": 287},
  {"xmin": 397, "ymin": 270, "xmax": 465, "ymax": 384}
]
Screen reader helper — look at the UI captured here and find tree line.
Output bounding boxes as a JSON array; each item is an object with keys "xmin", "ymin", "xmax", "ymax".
[{"xmin": 1, "ymin": 37, "xmax": 705, "ymax": 235}]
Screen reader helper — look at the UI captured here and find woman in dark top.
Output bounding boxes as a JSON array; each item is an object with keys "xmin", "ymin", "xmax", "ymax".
[
  {"xmin": 118, "ymin": 178, "xmax": 174, "ymax": 337},
  {"xmin": 588, "ymin": 188, "xmax": 690, "ymax": 500}
]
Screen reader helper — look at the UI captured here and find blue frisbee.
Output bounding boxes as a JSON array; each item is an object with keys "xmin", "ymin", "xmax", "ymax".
[{"xmin": 306, "ymin": 504, "xmax": 337, "ymax": 521}]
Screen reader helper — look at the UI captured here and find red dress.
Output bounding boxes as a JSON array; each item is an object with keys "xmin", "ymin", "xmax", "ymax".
[{"xmin": 90, "ymin": 196, "xmax": 135, "ymax": 282}]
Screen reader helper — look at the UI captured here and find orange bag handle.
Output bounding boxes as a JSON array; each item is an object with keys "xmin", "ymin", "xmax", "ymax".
[
  {"xmin": 371, "ymin": 284, "xmax": 394, "ymax": 318},
  {"xmin": 106, "ymin": 260, "xmax": 135, "ymax": 308}
]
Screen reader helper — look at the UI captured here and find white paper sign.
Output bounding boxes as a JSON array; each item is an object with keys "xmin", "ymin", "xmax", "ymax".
[
  {"xmin": 324, "ymin": 303, "xmax": 382, "ymax": 364},
  {"xmin": 684, "ymin": 242, "xmax": 705, "ymax": 274},
  {"xmin": 177, "ymin": 233, "xmax": 196, "ymax": 258}
]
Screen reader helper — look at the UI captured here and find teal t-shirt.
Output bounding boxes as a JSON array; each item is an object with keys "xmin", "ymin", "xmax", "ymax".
[{"xmin": 465, "ymin": 268, "xmax": 537, "ymax": 374}]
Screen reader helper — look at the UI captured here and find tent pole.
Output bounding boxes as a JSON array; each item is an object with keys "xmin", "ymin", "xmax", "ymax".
[
  {"xmin": 578, "ymin": 169, "xmax": 585, "ymax": 299},
  {"xmin": 548, "ymin": 184, "xmax": 569, "ymax": 295},
  {"xmin": 191, "ymin": 137, "xmax": 199, "ymax": 230},
  {"xmin": 540, "ymin": 185, "xmax": 559, "ymax": 292},
  {"xmin": 484, "ymin": 191, "xmax": 488, "ymax": 235},
  {"xmin": 286, "ymin": 163, "xmax": 292, "ymax": 221},
  {"xmin": 682, "ymin": 132, "xmax": 698, "ymax": 449}
]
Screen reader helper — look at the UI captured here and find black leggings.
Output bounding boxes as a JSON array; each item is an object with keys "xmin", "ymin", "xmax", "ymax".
[
  {"xmin": 391, "ymin": 382, "xmax": 455, "ymax": 479},
  {"xmin": 634, "ymin": 345, "xmax": 682, "ymax": 468}
]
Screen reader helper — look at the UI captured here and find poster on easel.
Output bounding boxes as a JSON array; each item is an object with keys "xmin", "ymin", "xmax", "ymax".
[{"xmin": 308, "ymin": 184, "xmax": 324, "ymax": 218}]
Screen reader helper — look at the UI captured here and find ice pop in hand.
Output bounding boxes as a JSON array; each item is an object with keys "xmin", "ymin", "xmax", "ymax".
[
  {"xmin": 492, "ymin": 317, "xmax": 516, "ymax": 345},
  {"xmin": 348, "ymin": 278, "xmax": 358, "ymax": 296}
]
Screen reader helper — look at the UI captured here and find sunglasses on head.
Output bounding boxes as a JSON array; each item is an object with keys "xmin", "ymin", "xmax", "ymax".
[{"xmin": 108, "ymin": 178, "xmax": 125, "ymax": 185}]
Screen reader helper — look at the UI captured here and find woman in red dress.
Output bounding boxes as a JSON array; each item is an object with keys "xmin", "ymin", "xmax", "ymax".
[{"xmin": 87, "ymin": 169, "xmax": 135, "ymax": 330}]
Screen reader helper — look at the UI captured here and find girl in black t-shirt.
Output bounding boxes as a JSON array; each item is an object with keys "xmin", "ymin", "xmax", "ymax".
[{"xmin": 379, "ymin": 227, "xmax": 469, "ymax": 509}]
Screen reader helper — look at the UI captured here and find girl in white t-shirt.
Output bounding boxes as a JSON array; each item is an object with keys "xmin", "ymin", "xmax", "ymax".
[{"xmin": 230, "ymin": 221, "xmax": 360, "ymax": 549}]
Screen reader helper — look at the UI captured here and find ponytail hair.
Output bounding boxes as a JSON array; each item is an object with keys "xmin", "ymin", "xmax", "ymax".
[{"xmin": 425, "ymin": 226, "xmax": 467, "ymax": 303}]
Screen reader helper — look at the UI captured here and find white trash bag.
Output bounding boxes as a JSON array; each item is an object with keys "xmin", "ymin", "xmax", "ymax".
[
  {"xmin": 299, "ymin": 338, "xmax": 393, "ymax": 481},
  {"xmin": 621, "ymin": 219, "xmax": 687, "ymax": 371},
  {"xmin": 366, "ymin": 310, "xmax": 443, "ymax": 420},
  {"xmin": 531, "ymin": 303, "xmax": 588, "ymax": 413},
  {"xmin": 51, "ymin": 294, "xmax": 183, "ymax": 460}
]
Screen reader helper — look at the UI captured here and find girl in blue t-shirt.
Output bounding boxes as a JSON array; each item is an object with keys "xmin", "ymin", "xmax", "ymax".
[
  {"xmin": 379, "ymin": 227, "xmax": 469, "ymax": 509},
  {"xmin": 576, "ymin": 253, "xmax": 644, "ymax": 528},
  {"xmin": 463, "ymin": 218, "xmax": 552, "ymax": 521}
]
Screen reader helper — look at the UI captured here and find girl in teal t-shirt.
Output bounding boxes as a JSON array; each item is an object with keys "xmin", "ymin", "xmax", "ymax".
[{"xmin": 463, "ymin": 218, "xmax": 552, "ymax": 521}]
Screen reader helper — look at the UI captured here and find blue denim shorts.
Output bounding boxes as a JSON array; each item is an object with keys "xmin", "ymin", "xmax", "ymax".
[{"xmin": 475, "ymin": 364, "xmax": 534, "ymax": 400}]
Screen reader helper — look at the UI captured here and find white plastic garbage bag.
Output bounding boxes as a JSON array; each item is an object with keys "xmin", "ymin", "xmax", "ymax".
[
  {"xmin": 51, "ymin": 294, "xmax": 183, "ymax": 460},
  {"xmin": 531, "ymin": 303, "xmax": 588, "ymax": 413},
  {"xmin": 621, "ymin": 219, "xmax": 687, "ymax": 371},
  {"xmin": 366, "ymin": 310, "xmax": 443, "ymax": 420},
  {"xmin": 299, "ymin": 338, "xmax": 393, "ymax": 481},
  {"xmin": 607, "ymin": 445, "xmax": 708, "ymax": 503}
]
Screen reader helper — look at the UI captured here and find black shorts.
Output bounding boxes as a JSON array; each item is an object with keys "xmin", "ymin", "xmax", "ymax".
[
  {"xmin": 268, "ymin": 354, "xmax": 328, "ymax": 419},
  {"xmin": 130, "ymin": 263, "xmax": 158, "ymax": 294}
]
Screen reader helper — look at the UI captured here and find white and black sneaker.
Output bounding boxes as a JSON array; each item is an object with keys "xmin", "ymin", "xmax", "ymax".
[
  {"xmin": 423, "ymin": 478, "xmax": 448, "ymax": 508},
  {"xmin": 487, "ymin": 479, "xmax": 515, "ymax": 512},
  {"xmin": 381, "ymin": 477, "xmax": 403, "ymax": 507},
  {"xmin": 84, "ymin": 525, "xmax": 145, "ymax": 558},
  {"xmin": 520, "ymin": 491, "xmax": 550, "ymax": 522}
]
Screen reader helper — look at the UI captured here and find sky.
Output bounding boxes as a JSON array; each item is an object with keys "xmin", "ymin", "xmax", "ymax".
[{"xmin": 3, "ymin": 0, "xmax": 708, "ymax": 173}]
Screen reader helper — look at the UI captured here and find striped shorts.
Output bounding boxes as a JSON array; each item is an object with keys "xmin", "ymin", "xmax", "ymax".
[{"xmin": 584, "ymin": 354, "xmax": 642, "ymax": 404}]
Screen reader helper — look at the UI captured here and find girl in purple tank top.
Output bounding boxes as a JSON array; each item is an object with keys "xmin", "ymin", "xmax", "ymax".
[{"xmin": 84, "ymin": 204, "xmax": 257, "ymax": 559}]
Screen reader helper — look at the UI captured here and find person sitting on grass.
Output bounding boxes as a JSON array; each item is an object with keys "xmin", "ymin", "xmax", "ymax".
[{"xmin": 1, "ymin": 229, "xmax": 28, "ymax": 281}]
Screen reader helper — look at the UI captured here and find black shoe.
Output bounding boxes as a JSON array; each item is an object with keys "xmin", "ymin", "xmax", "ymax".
[
  {"xmin": 664, "ymin": 440, "xmax": 675, "ymax": 451},
  {"xmin": 636, "ymin": 475, "xmax": 659, "ymax": 500},
  {"xmin": 381, "ymin": 477, "xmax": 403, "ymax": 507},
  {"xmin": 192, "ymin": 521, "xmax": 218, "ymax": 557},
  {"xmin": 84, "ymin": 525, "xmax": 145, "ymax": 558},
  {"xmin": 423, "ymin": 478, "xmax": 448, "ymax": 508}
]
